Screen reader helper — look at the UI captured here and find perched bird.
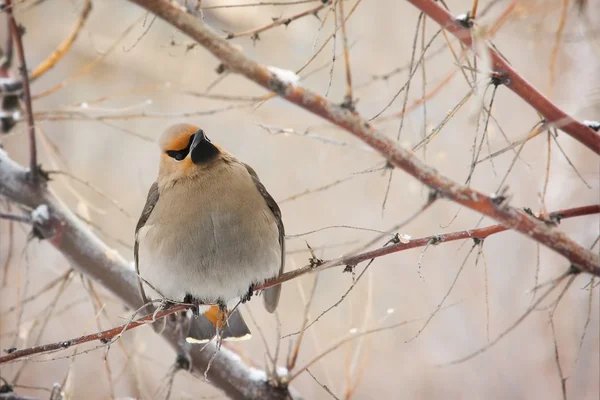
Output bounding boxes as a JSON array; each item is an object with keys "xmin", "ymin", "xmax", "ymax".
[{"xmin": 134, "ymin": 123, "xmax": 284, "ymax": 343}]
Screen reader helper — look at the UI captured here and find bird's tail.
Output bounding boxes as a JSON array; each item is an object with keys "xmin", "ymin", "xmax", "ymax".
[{"xmin": 186, "ymin": 306, "xmax": 251, "ymax": 344}]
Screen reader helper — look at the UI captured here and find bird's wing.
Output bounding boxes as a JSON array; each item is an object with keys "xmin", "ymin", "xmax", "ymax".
[
  {"xmin": 134, "ymin": 181, "xmax": 159, "ymax": 307},
  {"xmin": 243, "ymin": 163, "xmax": 285, "ymax": 313}
]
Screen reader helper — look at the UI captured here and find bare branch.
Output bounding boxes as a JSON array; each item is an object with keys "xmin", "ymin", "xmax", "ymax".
[
  {"xmin": 29, "ymin": 0, "xmax": 92, "ymax": 80},
  {"xmin": 224, "ymin": 1, "xmax": 330, "ymax": 40},
  {"xmin": 406, "ymin": 0, "xmax": 600, "ymax": 154},
  {"xmin": 5, "ymin": 0, "xmax": 38, "ymax": 182},
  {"xmin": 0, "ymin": 305, "xmax": 188, "ymax": 364},
  {"xmin": 256, "ymin": 205, "xmax": 600, "ymax": 291}
]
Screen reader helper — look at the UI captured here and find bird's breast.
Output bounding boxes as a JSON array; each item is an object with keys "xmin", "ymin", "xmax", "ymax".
[{"xmin": 138, "ymin": 162, "xmax": 280, "ymax": 303}]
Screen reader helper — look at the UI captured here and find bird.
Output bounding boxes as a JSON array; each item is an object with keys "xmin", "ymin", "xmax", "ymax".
[{"xmin": 134, "ymin": 123, "xmax": 284, "ymax": 343}]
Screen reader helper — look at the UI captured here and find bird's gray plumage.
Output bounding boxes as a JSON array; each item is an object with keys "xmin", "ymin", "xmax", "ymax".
[{"xmin": 243, "ymin": 163, "xmax": 284, "ymax": 313}]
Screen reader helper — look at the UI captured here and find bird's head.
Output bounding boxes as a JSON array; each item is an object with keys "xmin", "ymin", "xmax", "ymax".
[{"xmin": 157, "ymin": 123, "xmax": 223, "ymax": 184}]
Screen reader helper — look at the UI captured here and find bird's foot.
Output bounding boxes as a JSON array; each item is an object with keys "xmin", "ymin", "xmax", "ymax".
[
  {"xmin": 183, "ymin": 294, "xmax": 203, "ymax": 317},
  {"xmin": 216, "ymin": 299, "xmax": 228, "ymax": 313},
  {"xmin": 241, "ymin": 284, "xmax": 254, "ymax": 303}
]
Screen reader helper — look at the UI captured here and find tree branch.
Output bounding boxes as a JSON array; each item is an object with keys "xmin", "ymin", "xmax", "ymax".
[
  {"xmin": 406, "ymin": 0, "xmax": 600, "ymax": 154},
  {"xmin": 0, "ymin": 211, "xmax": 31, "ymax": 224},
  {"xmin": 0, "ymin": 150, "xmax": 291, "ymax": 400},
  {"xmin": 224, "ymin": 0, "xmax": 330, "ymax": 40},
  {"xmin": 124, "ymin": 0, "xmax": 599, "ymax": 275},
  {"xmin": 255, "ymin": 204, "xmax": 600, "ymax": 291},
  {"xmin": 5, "ymin": 0, "xmax": 38, "ymax": 182},
  {"xmin": 29, "ymin": 0, "xmax": 93, "ymax": 80},
  {"xmin": 0, "ymin": 305, "xmax": 188, "ymax": 364},
  {"xmin": 0, "ymin": 393, "xmax": 40, "ymax": 400}
]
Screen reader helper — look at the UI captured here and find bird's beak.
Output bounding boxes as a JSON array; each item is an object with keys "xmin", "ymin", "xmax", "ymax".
[{"xmin": 190, "ymin": 129, "xmax": 220, "ymax": 164}]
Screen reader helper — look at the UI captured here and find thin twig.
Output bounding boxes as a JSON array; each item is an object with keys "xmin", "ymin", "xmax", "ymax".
[
  {"xmin": 406, "ymin": 243, "xmax": 477, "ymax": 342},
  {"xmin": 6, "ymin": 0, "xmax": 38, "ymax": 182},
  {"xmin": 337, "ymin": 0, "xmax": 353, "ymax": 108},
  {"xmin": 0, "ymin": 211, "xmax": 31, "ymax": 224},
  {"xmin": 29, "ymin": 0, "xmax": 92, "ymax": 80},
  {"xmin": 306, "ymin": 369, "xmax": 340, "ymax": 400},
  {"xmin": 289, "ymin": 318, "xmax": 419, "ymax": 381},
  {"xmin": 0, "ymin": 305, "xmax": 188, "ymax": 364},
  {"xmin": 549, "ymin": 312, "xmax": 568, "ymax": 400},
  {"xmin": 548, "ymin": 0, "xmax": 569, "ymax": 98},
  {"xmin": 201, "ymin": 0, "xmax": 319, "ymax": 9},
  {"xmin": 224, "ymin": 1, "xmax": 330, "ymax": 40},
  {"xmin": 405, "ymin": 0, "xmax": 600, "ymax": 154},
  {"xmin": 445, "ymin": 271, "xmax": 571, "ymax": 365}
]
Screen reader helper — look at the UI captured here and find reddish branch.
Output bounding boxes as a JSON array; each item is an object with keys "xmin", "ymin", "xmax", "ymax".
[
  {"xmin": 5, "ymin": 0, "xmax": 38, "ymax": 182},
  {"xmin": 0, "ymin": 305, "xmax": 188, "ymax": 364},
  {"xmin": 225, "ymin": 0, "xmax": 330, "ymax": 40},
  {"xmin": 126, "ymin": 0, "xmax": 599, "ymax": 275},
  {"xmin": 256, "ymin": 204, "xmax": 600, "ymax": 290},
  {"xmin": 406, "ymin": 0, "xmax": 600, "ymax": 155},
  {"xmin": 2, "ymin": 204, "xmax": 595, "ymax": 365}
]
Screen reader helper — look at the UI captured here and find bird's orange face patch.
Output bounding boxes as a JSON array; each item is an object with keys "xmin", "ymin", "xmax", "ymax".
[
  {"xmin": 156, "ymin": 123, "xmax": 225, "ymax": 187},
  {"xmin": 163, "ymin": 132, "xmax": 194, "ymax": 154},
  {"xmin": 159, "ymin": 123, "xmax": 199, "ymax": 153}
]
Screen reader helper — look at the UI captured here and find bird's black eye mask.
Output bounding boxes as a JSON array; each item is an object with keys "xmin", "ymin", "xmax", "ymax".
[
  {"xmin": 166, "ymin": 134, "xmax": 194, "ymax": 161},
  {"xmin": 165, "ymin": 129, "xmax": 220, "ymax": 164}
]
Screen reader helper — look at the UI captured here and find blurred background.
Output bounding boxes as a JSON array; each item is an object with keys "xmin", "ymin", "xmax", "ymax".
[{"xmin": 0, "ymin": 0, "xmax": 598, "ymax": 398}]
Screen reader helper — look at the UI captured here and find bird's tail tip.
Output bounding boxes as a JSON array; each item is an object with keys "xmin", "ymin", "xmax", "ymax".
[{"xmin": 185, "ymin": 307, "xmax": 252, "ymax": 344}]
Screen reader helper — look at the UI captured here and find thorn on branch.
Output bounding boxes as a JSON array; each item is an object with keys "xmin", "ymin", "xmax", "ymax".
[
  {"xmin": 428, "ymin": 189, "xmax": 441, "ymax": 202},
  {"xmin": 215, "ymin": 63, "xmax": 227, "ymax": 74},
  {"xmin": 306, "ymin": 242, "xmax": 323, "ymax": 268},
  {"xmin": 490, "ymin": 72, "xmax": 509, "ymax": 87},
  {"xmin": 430, "ymin": 235, "xmax": 444, "ymax": 245},
  {"xmin": 185, "ymin": 43, "xmax": 198, "ymax": 52},
  {"xmin": 523, "ymin": 207, "xmax": 563, "ymax": 226},
  {"xmin": 568, "ymin": 264, "xmax": 581, "ymax": 275},
  {"xmin": 491, "ymin": 187, "xmax": 511, "ymax": 209},
  {"xmin": 28, "ymin": 164, "xmax": 49, "ymax": 183},
  {"xmin": 16, "ymin": 24, "xmax": 26, "ymax": 37},
  {"xmin": 523, "ymin": 207, "xmax": 534, "ymax": 217},
  {"xmin": 388, "ymin": 233, "xmax": 400, "ymax": 245},
  {"xmin": 583, "ymin": 120, "xmax": 600, "ymax": 132},
  {"xmin": 490, "ymin": 194, "xmax": 508, "ymax": 207},
  {"xmin": 268, "ymin": 76, "xmax": 288, "ymax": 96},
  {"xmin": 340, "ymin": 96, "xmax": 357, "ymax": 113},
  {"xmin": 30, "ymin": 204, "xmax": 63, "ymax": 241},
  {"xmin": 549, "ymin": 213, "xmax": 563, "ymax": 225},
  {"xmin": 455, "ymin": 12, "xmax": 474, "ymax": 28}
]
